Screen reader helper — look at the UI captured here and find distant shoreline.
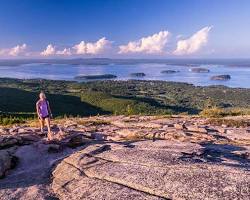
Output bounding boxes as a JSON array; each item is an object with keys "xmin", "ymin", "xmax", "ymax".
[
  {"xmin": 0, "ymin": 76, "xmax": 249, "ymax": 90},
  {"xmin": 1, "ymin": 58, "xmax": 250, "ymax": 67},
  {"xmin": 0, "ymin": 76, "xmax": 247, "ymax": 89}
]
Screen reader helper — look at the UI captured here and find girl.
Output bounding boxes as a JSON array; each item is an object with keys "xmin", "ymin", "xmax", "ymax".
[{"xmin": 36, "ymin": 92, "xmax": 53, "ymax": 140}]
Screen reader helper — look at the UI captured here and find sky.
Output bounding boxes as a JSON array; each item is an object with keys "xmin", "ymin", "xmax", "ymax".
[{"xmin": 0, "ymin": 0, "xmax": 250, "ymax": 58}]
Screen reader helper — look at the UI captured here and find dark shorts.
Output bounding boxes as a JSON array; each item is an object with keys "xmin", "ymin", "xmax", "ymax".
[{"xmin": 40, "ymin": 115, "xmax": 50, "ymax": 120}]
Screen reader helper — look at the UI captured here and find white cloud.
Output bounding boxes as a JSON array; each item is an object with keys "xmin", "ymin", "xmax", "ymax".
[
  {"xmin": 173, "ymin": 26, "xmax": 212, "ymax": 55},
  {"xmin": 41, "ymin": 45, "xmax": 72, "ymax": 56},
  {"xmin": 119, "ymin": 31, "xmax": 170, "ymax": 54},
  {"xmin": 73, "ymin": 37, "xmax": 112, "ymax": 55},
  {"xmin": 41, "ymin": 44, "xmax": 56, "ymax": 56},
  {"xmin": 0, "ymin": 44, "xmax": 27, "ymax": 56},
  {"xmin": 9, "ymin": 44, "xmax": 27, "ymax": 56},
  {"xmin": 56, "ymin": 48, "xmax": 71, "ymax": 56},
  {"xmin": 0, "ymin": 49, "xmax": 7, "ymax": 56},
  {"xmin": 40, "ymin": 38, "xmax": 111, "ymax": 56}
]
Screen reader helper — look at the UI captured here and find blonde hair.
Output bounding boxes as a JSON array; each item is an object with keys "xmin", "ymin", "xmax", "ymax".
[{"xmin": 39, "ymin": 92, "xmax": 46, "ymax": 99}]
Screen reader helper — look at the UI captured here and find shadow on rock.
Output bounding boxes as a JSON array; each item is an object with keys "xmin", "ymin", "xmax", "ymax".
[{"xmin": 179, "ymin": 142, "xmax": 250, "ymax": 170}]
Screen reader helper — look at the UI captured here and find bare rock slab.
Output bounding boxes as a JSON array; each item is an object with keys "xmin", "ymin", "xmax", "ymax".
[{"xmin": 52, "ymin": 141, "xmax": 250, "ymax": 200}]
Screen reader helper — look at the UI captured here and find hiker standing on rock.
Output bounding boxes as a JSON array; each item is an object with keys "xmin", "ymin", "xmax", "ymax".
[{"xmin": 36, "ymin": 92, "xmax": 53, "ymax": 140}]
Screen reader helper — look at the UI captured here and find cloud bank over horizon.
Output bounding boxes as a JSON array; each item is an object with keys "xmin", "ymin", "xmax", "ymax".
[{"xmin": 0, "ymin": 27, "xmax": 212, "ymax": 58}]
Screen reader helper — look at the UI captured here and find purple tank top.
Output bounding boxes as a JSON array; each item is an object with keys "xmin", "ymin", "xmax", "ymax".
[{"xmin": 38, "ymin": 100, "xmax": 49, "ymax": 117}]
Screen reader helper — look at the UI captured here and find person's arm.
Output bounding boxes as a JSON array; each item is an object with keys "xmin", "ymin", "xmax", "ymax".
[{"xmin": 36, "ymin": 101, "xmax": 41, "ymax": 119}]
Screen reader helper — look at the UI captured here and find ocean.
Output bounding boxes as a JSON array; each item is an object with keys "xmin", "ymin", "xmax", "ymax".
[{"xmin": 0, "ymin": 62, "xmax": 250, "ymax": 88}]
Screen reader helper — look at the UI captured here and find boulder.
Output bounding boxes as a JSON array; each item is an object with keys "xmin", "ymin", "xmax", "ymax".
[
  {"xmin": 66, "ymin": 134, "xmax": 90, "ymax": 148},
  {"xmin": 0, "ymin": 136, "xmax": 21, "ymax": 149},
  {"xmin": 0, "ymin": 134, "xmax": 41, "ymax": 149}
]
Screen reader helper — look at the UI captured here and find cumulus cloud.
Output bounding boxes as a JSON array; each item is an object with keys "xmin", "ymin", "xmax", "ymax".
[
  {"xmin": 56, "ymin": 48, "xmax": 72, "ymax": 56},
  {"xmin": 9, "ymin": 44, "xmax": 27, "ymax": 56},
  {"xmin": 0, "ymin": 49, "xmax": 8, "ymax": 56},
  {"xmin": 0, "ymin": 44, "xmax": 27, "ymax": 56},
  {"xmin": 173, "ymin": 26, "xmax": 212, "ymax": 55},
  {"xmin": 41, "ymin": 44, "xmax": 56, "ymax": 56},
  {"xmin": 40, "ymin": 38, "xmax": 111, "ymax": 56},
  {"xmin": 41, "ymin": 45, "xmax": 72, "ymax": 56},
  {"xmin": 73, "ymin": 37, "xmax": 112, "ymax": 55},
  {"xmin": 119, "ymin": 31, "xmax": 170, "ymax": 54}
]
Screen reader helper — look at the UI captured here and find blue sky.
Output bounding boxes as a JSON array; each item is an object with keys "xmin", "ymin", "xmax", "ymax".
[{"xmin": 0, "ymin": 0, "xmax": 250, "ymax": 58}]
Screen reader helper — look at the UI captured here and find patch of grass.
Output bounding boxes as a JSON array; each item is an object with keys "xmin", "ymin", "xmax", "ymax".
[
  {"xmin": 0, "ymin": 116, "xmax": 26, "ymax": 125},
  {"xmin": 81, "ymin": 91, "xmax": 171, "ymax": 115},
  {"xmin": 200, "ymin": 107, "xmax": 229, "ymax": 118},
  {"xmin": 200, "ymin": 107, "xmax": 250, "ymax": 118}
]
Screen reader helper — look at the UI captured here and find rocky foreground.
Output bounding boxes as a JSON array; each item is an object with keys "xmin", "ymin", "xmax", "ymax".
[{"xmin": 0, "ymin": 115, "xmax": 250, "ymax": 200}]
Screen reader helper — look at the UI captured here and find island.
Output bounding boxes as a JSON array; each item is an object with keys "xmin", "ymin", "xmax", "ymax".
[
  {"xmin": 74, "ymin": 74, "xmax": 117, "ymax": 80},
  {"xmin": 130, "ymin": 73, "xmax": 146, "ymax": 77},
  {"xmin": 211, "ymin": 75, "xmax": 231, "ymax": 81},
  {"xmin": 161, "ymin": 70, "xmax": 180, "ymax": 74},
  {"xmin": 190, "ymin": 67, "xmax": 210, "ymax": 73}
]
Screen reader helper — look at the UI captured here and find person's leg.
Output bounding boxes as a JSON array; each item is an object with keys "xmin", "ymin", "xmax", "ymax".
[
  {"xmin": 39, "ymin": 118, "xmax": 45, "ymax": 133},
  {"xmin": 44, "ymin": 117, "xmax": 52, "ymax": 140}
]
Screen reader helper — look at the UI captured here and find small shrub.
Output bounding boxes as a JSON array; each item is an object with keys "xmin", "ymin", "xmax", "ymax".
[
  {"xmin": 200, "ymin": 107, "xmax": 250, "ymax": 118},
  {"xmin": 126, "ymin": 105, "xmax": 133, "ymax": 116},
  {"xmin": 0, "ymin": 116, "xmax": 26, "ymax": 125},
  {"xmin": 200, "ymin": 107, "xmax": 228, "ymax": 118}
]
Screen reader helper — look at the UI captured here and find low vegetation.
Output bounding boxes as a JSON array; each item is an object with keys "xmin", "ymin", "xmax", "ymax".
[
  {"xmin": 0, "ymin": 116, "xmax": 26, "ymax": 126},
  {"xmin": 200, "ymin": 107, "xmax": 250, "ymax": 118},
  {"xmin": 207, "ymin": 118, "xmax": 250, "ymax": 128},
  {"xmin": 0, "ymin": 78, "xmax": 250, "ymax": 125}
]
